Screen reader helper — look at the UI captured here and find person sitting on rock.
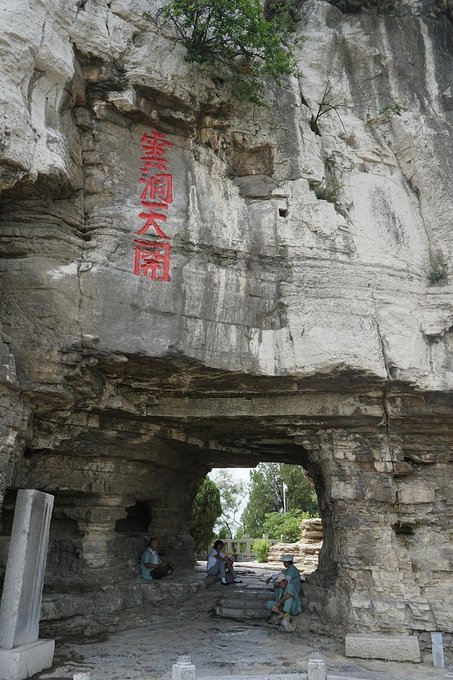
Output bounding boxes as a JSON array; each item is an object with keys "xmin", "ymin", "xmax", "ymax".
[
  {"xmin": 281, "ymin": 554, "xmax": 301, "ymax": 595},
  {"xmin": 266, "ymin": 554, "xmax": 301, "ymax": 595},
  {"xmin": 265, "ymin": 573, "xmax": 301, "ymax": 631},
  {"xmin": 206, "ymin": 539, "xmax": 242, "ymax": 585},
  {"xmin": 140, "ymin": 537, "xmax": 173, "ymax": 581}
]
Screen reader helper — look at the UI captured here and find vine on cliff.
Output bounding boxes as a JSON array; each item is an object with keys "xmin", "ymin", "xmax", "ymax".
[{"xmin": 144, "ymin": 0, "xmax": 303, "ymax": 105}]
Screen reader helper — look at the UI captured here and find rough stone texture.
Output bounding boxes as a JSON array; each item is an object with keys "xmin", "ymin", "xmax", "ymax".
[
  {"xmin": 345, "ymin": 633, "xmax": 422, "ymax": 663},
  {"xmin": 0, "ymin": 640, "xmax": 55, "ymax": 680},
  {"xmin": 0, "ymin": 0, "xmax": 452, "ymax": 656}
]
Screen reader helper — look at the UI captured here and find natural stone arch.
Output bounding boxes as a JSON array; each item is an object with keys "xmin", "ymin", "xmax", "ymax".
[{"xmin": 3, "ymin": 357, "xmax": 451, "ymax": 644}]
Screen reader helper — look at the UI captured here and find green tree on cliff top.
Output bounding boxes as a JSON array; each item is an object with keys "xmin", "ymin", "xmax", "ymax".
[{"xmin": 144, "ymin": 0, "xmax": 303, "ymax": 105}]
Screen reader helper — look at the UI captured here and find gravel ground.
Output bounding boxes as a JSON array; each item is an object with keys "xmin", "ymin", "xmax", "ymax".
[{"xmin": 38, "ymin": 562, "xmax": 449, "ymax": 680}]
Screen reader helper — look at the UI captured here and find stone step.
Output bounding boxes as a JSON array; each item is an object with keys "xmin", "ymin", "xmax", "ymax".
[
  {"xmin": 216, "ymin": 587, "xmax": 272, "ymax": 619},
  {"xmin": 215, "ymin": 604, "xmax": 266, "ymax": 619},
  {"xmin": 218, "ymin": 598, "xmax": 270, "ymax": 610},
  {"xmin": 218, "ymin": 591, "xmax": 270, "ymax": 606},
  {"xmin": 217, "ymin": 593, "xmax": 273, "ymax": 609}
]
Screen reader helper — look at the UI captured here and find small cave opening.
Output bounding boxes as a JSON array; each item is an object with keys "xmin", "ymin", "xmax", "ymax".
[
  {"xmin": 392, "ymin": 522, "xmax": 414, "ymax": 536},
  {"xmin": 115, "ymin": 501, "xmax": 150, "ymax": 534}
]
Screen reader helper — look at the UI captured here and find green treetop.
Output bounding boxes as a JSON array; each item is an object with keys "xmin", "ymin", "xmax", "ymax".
[{"xmin": 144, "ymin": 0, "xmax": 303, "ymax": 105}]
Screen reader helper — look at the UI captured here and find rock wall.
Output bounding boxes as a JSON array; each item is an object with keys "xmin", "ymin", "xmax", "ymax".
[{"xmin": 0, "ymin": 0, "xmax": 453, "ymax": 646}]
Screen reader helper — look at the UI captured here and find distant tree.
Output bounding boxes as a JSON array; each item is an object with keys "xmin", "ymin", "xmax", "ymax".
[
  {"xmin": 242, "ymin": 463, "xmax": 318, "ymax": 536},
  {"xmin": 190, "ymin": 477, "xmax": 222, "ymax": 554},
  {"xmin": 210, "ymin": 469, "xmax": 246, "ymax": 537},
  {"xmin": 281, "ymin": 463, "xmax": 318, "ymax": 516},
  {"xmin": 241, "ymin": 463, "xmax": 281, "ymax": 536}
]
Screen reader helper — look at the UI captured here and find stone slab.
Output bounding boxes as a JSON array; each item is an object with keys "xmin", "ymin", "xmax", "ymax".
[
  {"xmin": 0, "ymin": 639, "xmax": 54, "ymax": 680},
  {"xmin": 215, "ymin": 605, "xmax": 265, "ymax": 618},
  {"xmin": 0, "ymin": 490, "xmax": 54, "ymax": 649},
  {"xmin": 345, "ymin": 633, "xmax": 421, "ymax": 662}
]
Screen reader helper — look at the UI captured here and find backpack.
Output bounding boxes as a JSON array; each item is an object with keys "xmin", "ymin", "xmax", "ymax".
[{"xmin": 225, "ymin": 566, "xmax": 235, "ymax": 584}]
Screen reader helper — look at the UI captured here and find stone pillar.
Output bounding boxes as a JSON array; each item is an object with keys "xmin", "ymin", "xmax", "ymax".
[
  {"xmin": 431, "ymin": 632, "xmax": 445, "ymax": 669},
  {"xmin": 0, "ymin": 489, "xmax": 55, "ymax": 680},
  {"xmin": 172, "ymin": 655, "xmax": 196, "ymax": 680}
]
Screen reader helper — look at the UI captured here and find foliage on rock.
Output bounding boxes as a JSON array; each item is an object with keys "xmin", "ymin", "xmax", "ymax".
[
  {"xmin": 306, "ymin": 79, "xmax": 349, "ymax": 136},
  {"xmin": 190, "ymin": 477, "xmax": 222, "ymax": 554},
  {"xmin": 380, "ymin": 102, "xmax": 406, "ymax": 116},
  {"xmin": 428, "ymin": 250, "xmax": 448, "ymax": 285},
  {"xmin": 366, "ymin": 101, "xmax": 407, "ymax": 126},
  {"xmin": 145, "ymin": 0, "xmax": 302, "ymax": 105}
]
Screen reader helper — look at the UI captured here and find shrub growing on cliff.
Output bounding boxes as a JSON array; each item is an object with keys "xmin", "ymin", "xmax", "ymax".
[
  {"xmin": 145, "ymin": 0, "xmax": 302, "ymax": 105},
  {"xmin": 428, "ymin": 250, "xmax": 448, "ymax": 286}
]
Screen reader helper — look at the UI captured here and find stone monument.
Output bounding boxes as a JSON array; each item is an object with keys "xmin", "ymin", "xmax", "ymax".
[{"xmin": 0, "ymin": 489, "xmax": 55, "ymax": 680}]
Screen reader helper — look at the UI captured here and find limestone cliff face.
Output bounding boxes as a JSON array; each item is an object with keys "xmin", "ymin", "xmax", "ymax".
[
  {"xmin": 0, "ymin": 0, "xmax": 453, "ymax": 644},
  {"xmin": 1, "ymin": 0, "xmax": 452, "ymax": 385}
]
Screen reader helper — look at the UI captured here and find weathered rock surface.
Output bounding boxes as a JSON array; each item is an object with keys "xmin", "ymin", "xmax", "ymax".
[{"xmin": 0, "ymin": 0, "xmax": 453, "ymax": 657}]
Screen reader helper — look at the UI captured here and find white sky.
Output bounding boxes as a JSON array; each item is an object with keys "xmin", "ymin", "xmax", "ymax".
[
  {"xmin": 208, "ymin": 467, "xmax": 255, "ymax": 517},
  {"xmin": 208, "ymin": 467, "xmax": 254, "ymax": 486}
]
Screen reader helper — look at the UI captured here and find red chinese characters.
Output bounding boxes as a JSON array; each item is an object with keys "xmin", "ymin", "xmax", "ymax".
[
  {"xmin": 133, "ymin": 239, "xmax": 171, "ymax": 281},
  {"xmin": 132, "ymin": 130, "xmax": 174, "ymax": 281}
]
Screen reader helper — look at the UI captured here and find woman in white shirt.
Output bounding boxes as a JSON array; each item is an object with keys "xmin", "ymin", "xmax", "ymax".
[{"xmin": 206, "ymin": 540, "xmax": 242, "ymax": 585}]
